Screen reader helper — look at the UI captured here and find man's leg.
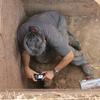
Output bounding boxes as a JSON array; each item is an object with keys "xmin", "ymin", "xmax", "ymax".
[
  {"xmin": 71, "ymin": 47, "xmax": 94, "ymax": 79},
  {"xmin": 57, "ymin": 15, "xmax": 94, "ymax": 79}
]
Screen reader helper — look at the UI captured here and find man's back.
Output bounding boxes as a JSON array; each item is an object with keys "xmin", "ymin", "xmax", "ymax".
[
  {"xmin": 17, "ymin": 11, "xmax": 60, "ymax": 48},
  {"xmin": 17, "ymin": 11, "xmax": 71, "ymax": 57},
  {"xmin": 17, "ymin": 11, "xmax": 94, "ymax": 82}
]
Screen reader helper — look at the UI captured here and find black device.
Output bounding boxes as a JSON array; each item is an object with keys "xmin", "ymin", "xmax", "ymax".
[{"xmin": 34, "ymin": 73, "xmax": 45, "ymax": 81}]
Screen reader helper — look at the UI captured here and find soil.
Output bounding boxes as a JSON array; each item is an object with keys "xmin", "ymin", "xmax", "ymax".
[
  {"xmin": 0, "ymin": 89, "xmax": 100, "ymax": 99},
  {"xmin": 20, "ymin": 0, "xmax": 100, "ymax": 89},
  {"xmin": 21, "ymin": 15, "xmax": 100, "ymax": 89},
  {"xmin": 1, "ymin": 0, "xmax": 100, "ymax": 89}
]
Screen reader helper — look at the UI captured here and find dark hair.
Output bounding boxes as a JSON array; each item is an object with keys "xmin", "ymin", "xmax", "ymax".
[{"xmin": 24, "ymin": 31, "xmax": 46, "ymax": 56}]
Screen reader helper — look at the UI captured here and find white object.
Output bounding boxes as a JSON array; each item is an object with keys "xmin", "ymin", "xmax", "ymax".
[{"xmin": 80, "ymin": 78, "xmax": 100, "ymax": 90}]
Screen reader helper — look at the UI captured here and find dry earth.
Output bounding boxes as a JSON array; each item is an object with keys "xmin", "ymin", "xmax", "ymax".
[
  {"xmin": 0, "ymin": 0, "xmax": 100, "ymax": 90},
  {"xmin": 0, "ymin": 0, "xmax": 100, "ymax": 99},
  {"xmin": 0, "ymin": 89, "xmax": 100, "ymax": 99}
]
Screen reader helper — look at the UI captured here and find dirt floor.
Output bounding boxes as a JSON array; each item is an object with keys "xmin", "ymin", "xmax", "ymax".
[
  {"xmin": 19, "ymin": 0, "xmax": 100, "ymax": 89},
  {"xmin": 21, "ymin": 15, "xmax": 100, "ymax": 89},
  {"xmin": 1, "ymin": 0, "xmax": 100, "ymax": 99},
  {"xmin": 1, "ymin": 0, "xmax": 100, "ymax": 90},
  {"xmin": 0, "ymin": 89, "xmax": 100, "ymax": 99}
]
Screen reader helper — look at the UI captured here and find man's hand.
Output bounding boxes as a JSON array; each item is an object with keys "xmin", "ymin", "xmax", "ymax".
[
  {"xmin": 43, "ymin": 70, "xmax": 54, "ymax": 81},
  {"xmin": 24, "ymin": 67, "xmax": 38, "ymax": 82}
]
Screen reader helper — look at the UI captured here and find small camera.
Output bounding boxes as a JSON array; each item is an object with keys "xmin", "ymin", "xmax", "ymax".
[{"xmin": 34, "ymin": 73, "xmax": 44, "ymax": 80}]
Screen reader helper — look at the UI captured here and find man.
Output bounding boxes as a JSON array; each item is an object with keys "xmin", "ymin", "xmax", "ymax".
[{"xmin": 17, "ymin": 11, "xmax": 94, "ymax": 83}]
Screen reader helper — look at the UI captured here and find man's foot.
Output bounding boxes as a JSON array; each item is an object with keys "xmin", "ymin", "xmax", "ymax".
[{"xmin": 81, "ymin": 64, "xmax": 94, "ymax": 80}]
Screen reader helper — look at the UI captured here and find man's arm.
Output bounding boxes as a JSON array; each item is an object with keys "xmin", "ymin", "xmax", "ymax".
[
  {"xmin": 21, "ymin": 50, "xmax": 38, "ymax": 81},
  {"xmin": 44, "ymin": 25, "xmax": 74, "ymax": 73},
  {"xmin": 22, "ymin": 50, "xmax": 30, "ymax": 68},
  {"xmin": 44, "ymin": 51, "xmax": 74, "ymax": 80},
  {"xmin": 54, "ymin": 50, "xmax": 74, "ymax": 73},
  {"xmin": 42, "ymin": 25, "xmax": 74, "ymax": 80}
]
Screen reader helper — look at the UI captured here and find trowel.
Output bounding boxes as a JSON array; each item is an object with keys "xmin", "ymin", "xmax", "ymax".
[{"xmin": 80, "ymin": 78, "xmax": 100, "ymax": 90}]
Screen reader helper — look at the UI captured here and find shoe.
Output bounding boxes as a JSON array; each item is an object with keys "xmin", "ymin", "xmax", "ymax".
[{"xmin": 81, "ymin": 64, "xmax": 94, "ymax": 80}]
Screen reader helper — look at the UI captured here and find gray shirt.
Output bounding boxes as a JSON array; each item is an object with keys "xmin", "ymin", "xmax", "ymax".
[{"xmin": 17, "ymin": 11, "xmax": 71, "ymax": 56}]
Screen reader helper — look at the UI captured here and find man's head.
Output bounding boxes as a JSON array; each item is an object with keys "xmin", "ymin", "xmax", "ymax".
[{"xmin": 24, "ymin": 27, "xmax": 46, "ymax": 56}]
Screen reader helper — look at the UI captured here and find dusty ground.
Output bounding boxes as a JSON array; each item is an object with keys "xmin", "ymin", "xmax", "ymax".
[
  {"xmin": 20, "ymin": 0, "xmax": 100, "ymax": 89},
  {"xmin": 22, "ymin": 15, "xmax": 100, "ymax": 89},
  {"xmin": 0, "ymin": 89, "xmax": 100, "ymax": 99},
  {"xmin": 1, "ymin": 0, "xmax": 100, "ymax": 90},
  {"xmin": 1, "ymin": 0, "xmax": 100, "ymax": 99}
]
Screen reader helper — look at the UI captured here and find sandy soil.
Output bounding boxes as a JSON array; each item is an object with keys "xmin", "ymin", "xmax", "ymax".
[
  {"xmin": 1, "ymin": 0, "xmax": 100, "ymax": 89},
  {"xmin": 0, "ymin": 89, "xmax": 100, "ymax": 99},
  {"xmin": 22, "ymin": 15, "xmax": 100, "ymax": 89}
]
